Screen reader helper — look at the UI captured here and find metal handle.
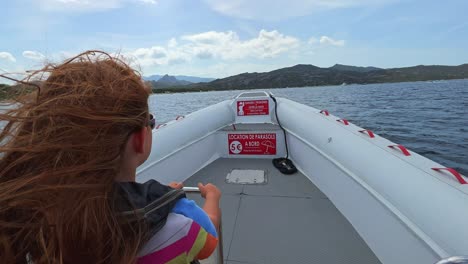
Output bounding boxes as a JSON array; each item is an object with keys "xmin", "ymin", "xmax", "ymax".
[
  {"xmin": 436, "ymin": 256, "xmax": 468, "ymax": 264},
  {"xmin": 182, "ymin": 187, "xmax": 200, "ymax": 192}
]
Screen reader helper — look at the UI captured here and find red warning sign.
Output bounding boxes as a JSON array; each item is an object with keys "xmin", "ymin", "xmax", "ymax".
[
  {"xmin": 228, "ymin": 133, "xmax": 276, "ymax": 155},
  {"xmin": 237, "ymin": 100, "xmax": 269, "ymax": 116}
]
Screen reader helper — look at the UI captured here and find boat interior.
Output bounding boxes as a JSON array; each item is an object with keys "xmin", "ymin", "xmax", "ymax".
[
  {"xmin": 135, "ymin": 92, "xmax": 468, "ymax": 264},
  {"xmin": 185, "ymin": 158, "xmax": 381, "ymax": 264}
]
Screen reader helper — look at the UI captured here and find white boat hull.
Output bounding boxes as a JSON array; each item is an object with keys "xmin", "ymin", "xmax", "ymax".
[{"xmin": 137, "ymin": 91, "xmax": 468, "ymax": 264}]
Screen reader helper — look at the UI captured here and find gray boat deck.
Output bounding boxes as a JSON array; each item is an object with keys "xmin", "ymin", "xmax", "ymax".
[{"xmin": 184, "ymin": 158, "xmax": 381, "ymax": 264}]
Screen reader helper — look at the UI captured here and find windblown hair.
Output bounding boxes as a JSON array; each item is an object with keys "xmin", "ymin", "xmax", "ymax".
[{"xmin": 0, "ymin": 51, "xmax": 150, "ymax": 263}]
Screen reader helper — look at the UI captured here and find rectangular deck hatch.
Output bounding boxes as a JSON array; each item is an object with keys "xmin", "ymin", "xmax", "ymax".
[{"xmin": 226, "ymin": 169, "xmax": 266, "ymax": 184}]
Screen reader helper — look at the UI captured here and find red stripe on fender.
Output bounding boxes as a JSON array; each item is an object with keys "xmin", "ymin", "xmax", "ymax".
[
  {"xmin": 388, "ymin": 144, "xmax": 411, "ymax": 156},
  {"xmin": 319, "ymin": 110, "xmax": 329, "ymax": 116},
  {"xmin": 156, "ymin": 124, "xmax": 167, "ymax": 129},
  {"xmin": 432, "ymin": 168, "xmax": 467, "ymax": 185},
  {"xmin": 336, "ymin": 119, "xmax": 349, "ymax": 125},
  {"xmin": 359, "ymin": 130, "xmax": 375, "ymax": 138}
]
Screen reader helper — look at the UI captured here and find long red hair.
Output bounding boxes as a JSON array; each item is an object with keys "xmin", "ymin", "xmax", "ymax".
[{"xmin": 0, "ymin": 51, "xmax": 151, "ymax": 263}]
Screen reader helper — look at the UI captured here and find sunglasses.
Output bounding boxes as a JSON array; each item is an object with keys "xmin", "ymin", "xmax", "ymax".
[{"xmin": 148, "ymin": 114, "xmax": 156, "ymax": 130}]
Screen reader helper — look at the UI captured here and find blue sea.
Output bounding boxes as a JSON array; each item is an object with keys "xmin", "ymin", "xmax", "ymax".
[{"xmin": 149, "ymin": 79, "xmax": 468, "ymax": 175}]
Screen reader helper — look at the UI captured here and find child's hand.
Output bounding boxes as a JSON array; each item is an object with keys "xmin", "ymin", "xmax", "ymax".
[
  {"xmin": 198, "ymin": 183, "xmax": 221, "ymax": 200},
  {"xmin": 168, "ymin": 182, "xmax": 183, "ymax": 189}
]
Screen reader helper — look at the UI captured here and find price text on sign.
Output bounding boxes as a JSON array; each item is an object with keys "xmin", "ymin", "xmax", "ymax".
[
  {"xmin": 228, "ymin": 133, "xmax": 276, "ymax": 155},
  {"xmin": 237, "ymin": 100, "xmax": 269, "ymax": 116}
]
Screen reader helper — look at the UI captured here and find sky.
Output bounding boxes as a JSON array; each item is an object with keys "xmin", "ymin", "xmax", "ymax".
[{"xmin": 1, "ymin": 0, "xmax": 468, "ymax": 81}]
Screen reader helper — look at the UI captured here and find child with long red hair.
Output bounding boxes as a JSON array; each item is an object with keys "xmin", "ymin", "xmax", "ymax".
[{"xmin": 0, "ymin": 51, "xmax": 221, "ymax": 264}]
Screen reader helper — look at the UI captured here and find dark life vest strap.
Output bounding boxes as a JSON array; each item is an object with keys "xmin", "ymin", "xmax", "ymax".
[{"xmin": 119, "ymin": 189, "xmax": 185, "ymax": 221}]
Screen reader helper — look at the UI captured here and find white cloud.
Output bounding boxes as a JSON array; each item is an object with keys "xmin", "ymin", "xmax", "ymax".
[
  {"xmin": 163, "ymin": 61, "xmax": 290, "ymax": 79},
  {"xmin": 38, "ymin": 0, "xmax": 122, "ymax": 11},
  {"xmin": 203, "ymin": 0, "xmax": 391, "ymax": 21},
  {"xmin": 168, "ymin": 38, "xmax": 178, "ymax": 48},
  {"xmin": 308, "ymin": 37, "xmax": 318, "ymax": 44},
  {"xmin": 138, "ymin": 0, "xmax": 157, "ymax": 4},
  {"xmin": 319, "ymin": 36, "xmax": 345, "ymax": 46},
  {"xmin": 181, "ymin": 30, "xmax": 299, "ymax": 60},
  {"xmin": 10, "ymin": 30, "xmax": 343, "ymax": 78},
  {"xmin": 124, "ymin": 45, "xmax": 190, "ymax": 67},
  {"xmin": 0, "ymin": 52, "xmax": 16, "ymax": 63},
  {"xmin": 23, "ymin": 51, "xmax": 46, "ymax": 61},
  {"xmin": 308, "ymin": 36, "xmax": 345, "ymax": 46},
  {"xmin": 37, "ymin": 0, "xmax": 156, "ymax": 12},
  {"xmin": 125, "ymin": 29, "xmax": 300, "ymax": 67}
]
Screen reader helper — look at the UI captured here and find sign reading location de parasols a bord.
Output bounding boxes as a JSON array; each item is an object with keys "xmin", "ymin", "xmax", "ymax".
[
  {"xmin": 237, "ymin": 100, "xmax": 269, "ymax": 116},
  {"xmin": 228, "ymin": 133, "xmax": 276, "ymax": 155}
]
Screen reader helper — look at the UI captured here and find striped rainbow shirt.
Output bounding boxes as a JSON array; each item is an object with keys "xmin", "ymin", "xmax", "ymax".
[{"xmin": 137, "ymin": 198, "xmax": 218, "ymax": 264}]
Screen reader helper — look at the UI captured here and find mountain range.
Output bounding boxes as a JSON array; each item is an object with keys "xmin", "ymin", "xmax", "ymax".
[
  {"xmin": 149, "ymin": 63, "xmax": 468, "ymax": 93},
  {"xmin": 144, "ymin": 74, "xmax": 215, "ymax": 83},
  {"xmin": 147, "ymin": 74, "xmax": 192, "ymax": 89},
  {"xmin": 2, "ymin": 64, "xmax": 468, "ymax": 100},
  {"xmin": 329, "ymin": 64, "xmax": 382, "ymax": 72}
]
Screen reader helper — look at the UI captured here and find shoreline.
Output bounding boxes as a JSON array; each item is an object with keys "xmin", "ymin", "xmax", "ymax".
[
  {"xmin": 150, "ymin": 78, "xmax": 468, "ymax": 94},
  {"xmin": 1, "ymin": 78, "xmax": 467, "ymax": 100}
]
